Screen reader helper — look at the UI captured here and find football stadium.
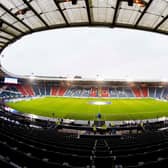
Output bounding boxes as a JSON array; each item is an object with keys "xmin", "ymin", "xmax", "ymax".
[{"xmin": 0, "ymin": 0, "xmax": 168, "ymax": 168}]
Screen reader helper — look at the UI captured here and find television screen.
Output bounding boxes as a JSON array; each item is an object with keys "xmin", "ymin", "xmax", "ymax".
[{"xmin": 4, "ymin": 77, "xmax": 18, "ymax": 84}]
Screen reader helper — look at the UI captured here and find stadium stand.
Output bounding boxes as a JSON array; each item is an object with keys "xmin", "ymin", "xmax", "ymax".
[
  {"xmin": 32, "ymin": 85, "xmax": 40, "ymax": 96},
  {"xmin": 141, "ymin": 87, "xmax": 148, "ymax": 97},
  {"xmin": 162, "ymin": 88, "xmax": 168, "ymax": 99},
  {"xmin": 116, "ymin": 88, "xmax": 127, "ymax": 97},
  {"xmin": 16, "ymin": 85, "xmax": 28, "ymax": 96},
  {"xmin": 24, "ymin": 85, "xmax": 34, "ymax": 97},
  {"xmin": 90, "ymin": 88, "xmax": 98, "ymax": 97},
  {"xmin": 64, "ymin": 87, "xmax": 75, "ymax": 96},
  {"xmin": 46, "ymin": 86, "xmax": 51, "ymax": 96},
  {"xmin": 81, "ymin": 88, "xmax": 90, "ymax": 97},
  {"xmin": 39, "ymin": 86, "xmax": 45, "ymax": 96},
  {"xmin": 51, "ymin": 86, "xmax": 58, "ymax": 96},
  {"xmin": 149, "ymin": 87, "xmax": 156, "ymax": 98},
  {"xmin": 58, "ymin": 87, "xmax": 67, "ymax": 96},
  {"xmin": 101, "ymin": 88, "xmax": 109, "ymax": 97},
  {"xmin": 132, "ymin": 87, "xmax": 142, "ymax": 97},
  {"xmin": 1, "ymin": 81, "xmax": 168, "ymax": 167},
  {"xmin": 0, "ymin": 85, "xmax": 21, "ymax": 99},
  {"xmin": 73, "ymin": 87, "xmax": 83, "ymax": 97},
  {"xmin": 1, "ymin": 84, "xmax": 168, "ymax": 99},
  {"xmin": 109, "ymin": 88, "xmax": 118, "ymax": 97},
  {"xmin": 156, "ymin": 88, "xmax": 163, "ymax": 98},
  {"xmin": 0, "ymin": 110, "xmax": 168, "ymax": 168},
  {"xmin": 124, "ymin": 88, "xmax": 134, "ymax": 97}
]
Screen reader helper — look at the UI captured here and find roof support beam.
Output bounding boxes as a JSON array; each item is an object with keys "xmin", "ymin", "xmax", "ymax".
[
  {"xmin": 0, "ymin": 42, "xmax": 10, "ymax": 52},
  {"xmin": 0, "ymin": 41, "xmax": 7, "ymax": 44},
  {"xmin": 0, "ymin": 18, "xmax": 24, "ymax": 34},
  {"xmin": 53, "ymin": 0, "xmax": 69, "ymax": 25},
  {"xmin": 154, "ymin": 15, "xmax": 168, "ymax": 30},
  {"xmin": 0, "ymin": 29, "xmax": 16, "ymax": 37},
  {"xmin": 135, "ymin": 0, "xmax": 153, "ymax": 27},
  {"xmin": 0, "ymin": 35, "xmax": 11, "ymax": 41},
  {"xmin": 22, "ymin": 0, "xmax": 49, "ymax": 28},
  {"xmin": 85, "ymin": 0, "xmax": 91, "ymax": 24},
  {"xmin": 0, "ymin": 44, "xmax": 5, "ymax": 48},
  {"xmin": 112, "ymin": 0, "xmax": 120, "ymax": 25},
  {"xmin": 0, "ymin": 3, "xmax": 32, "ymax": 31}
]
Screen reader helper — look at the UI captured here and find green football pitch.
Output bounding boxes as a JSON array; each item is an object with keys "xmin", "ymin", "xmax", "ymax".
[{"xmin": 6, "ymin": 97, "xmax": 168, "ymax": 121}]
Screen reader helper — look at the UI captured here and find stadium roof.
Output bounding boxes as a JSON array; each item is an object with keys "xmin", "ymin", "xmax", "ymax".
[{"xmin": 0, "ymin": 0, "xmax": 167, "ymax": 53}]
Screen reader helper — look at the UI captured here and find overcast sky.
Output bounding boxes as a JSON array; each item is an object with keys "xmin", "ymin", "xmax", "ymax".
[{"xmin": 1, "ymin": 27, "xmax": 168, "ymax": 80}]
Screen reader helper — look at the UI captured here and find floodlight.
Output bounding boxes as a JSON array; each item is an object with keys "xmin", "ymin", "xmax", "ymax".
[
  {"xmin": 67, "ymin": 76, "xmax": 74, "ymax": 81},
  {"xmin": 126, "ymin": 77, "xmax": 134, "ymax": 82},
  {"xmin": 127, "ymin": 0, "xmax": 146, "ymax": 7},
  {"xmin": 134, "ymin": 0, "xmax": 146, "ymax": 7},
  {"xmin": 29, "ymin": 74, "xmax": 36, "ymax": 80},
  {"xmin": 161, "ymin": 78, "xmax": 168, "ymax": 82},
  {"xmin": 15, "ymin": 8, "xmax": 29, "ymax": 15},
  {"xmin": 96, "ymin": 75, "xmax": 104, "ymax": 81}
]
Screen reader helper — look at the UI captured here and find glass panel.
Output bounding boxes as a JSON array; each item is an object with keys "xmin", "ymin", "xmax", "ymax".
[
  {"xmin": 158, "ymin": 19, "xmax": 168, "ymax": 31},
  {"xmin": 138, "ymin": 0, "xmax": 168, "ymax": 28},
  {"xmin": 91, "ymin": 0, "xmax": 116, "ymax": 23},
  {"xmin": 60, "ymin": 0, "xmax": 88, "ymax": 23},
  {"xmin": 116, "ymin": 1, "xmax": 145, "ymax": 25},
  {"xmin": 30, "ymin": 0, "xmax": 65, "ymax": 25}
]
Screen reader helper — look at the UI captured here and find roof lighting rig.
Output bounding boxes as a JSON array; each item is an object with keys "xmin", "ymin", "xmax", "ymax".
[
  {"xmin": 15, "ymin": 7, "xmax": 30, "ymax": 16},
  {"xmin": 129, "ymin": 0, "xmax": 147, "ymax": 7},
  {"xmin": 59, "ymin": 0, "xmax": 78, "ymax": 5},
  {"xmin": 61, "ymin": 0, "xmax": 146, "ymax": 7}
]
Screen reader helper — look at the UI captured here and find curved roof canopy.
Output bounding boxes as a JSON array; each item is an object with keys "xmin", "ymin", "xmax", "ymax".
[{"xmin": 0, "ymin": 0, "xmax": 167, "ymax": 53}]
